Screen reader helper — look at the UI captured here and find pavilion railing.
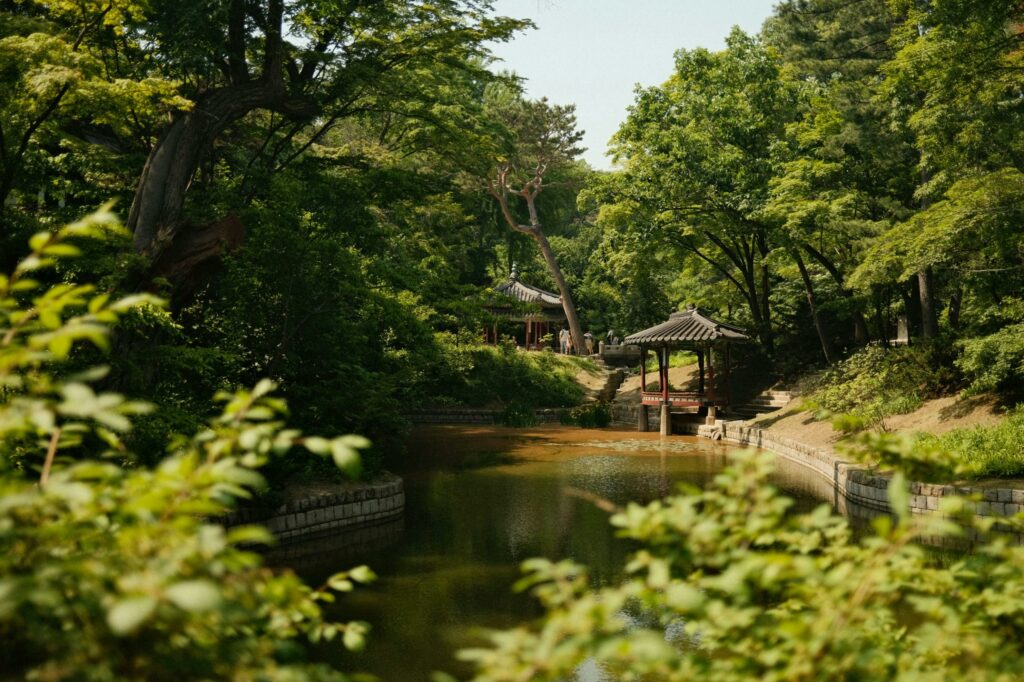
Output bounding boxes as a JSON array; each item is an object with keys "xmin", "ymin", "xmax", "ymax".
[{"xmin": 640, "ymin": 391, "xmax": 727, "ymax": 407}]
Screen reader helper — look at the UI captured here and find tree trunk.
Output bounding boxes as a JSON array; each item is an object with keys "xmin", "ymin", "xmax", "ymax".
[
  {"xmin": 128, "ymin": 82, "xmax": 317, "ymax": 256},
  {"xmin": 800, "ymin": 242, "xmax": 869, "ymax": 345},
  {"xmin": 917, "ymin": 266, "xmax": 939, "ymax": 339},
  {"xmin": 532, "ymin": 226, "xmax": 585, "ymax": 356},
  {"xmin": 948, "ymin": 285, "xmax": 962, "ymax": 330},
  {"xmin": 490, "ymin": 176, "xmax": 586, "ymax": 355},
  {"xmin": 792, "ymin": 250, "xmax": 835, "ymax": 365}
]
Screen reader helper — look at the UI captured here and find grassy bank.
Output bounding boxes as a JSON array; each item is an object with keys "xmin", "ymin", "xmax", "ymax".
[
  {"xmin": 917, "ymin": 409, "xmax": 1024, "ymax": 479},
  {"xmin": 427, "ymin": 341, "xmax": 597, "ymax": 409}
]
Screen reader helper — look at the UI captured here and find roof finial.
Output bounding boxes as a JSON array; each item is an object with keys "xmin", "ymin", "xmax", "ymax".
[{"xmin": 510, "ymin": 262, "xmax": 520, "ymax": 281}]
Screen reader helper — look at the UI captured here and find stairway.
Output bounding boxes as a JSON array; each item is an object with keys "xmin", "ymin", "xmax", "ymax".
[
  {"xmin": 589, "ymin": 361, "xmax": 626, "ymax": 403},
  {"xmin": 728, "ymin": 389, "xmax": 792, "ymax": 421}
]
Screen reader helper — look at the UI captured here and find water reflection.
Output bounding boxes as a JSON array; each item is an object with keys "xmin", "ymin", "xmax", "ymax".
[{"xmin": 277, "ymin": 425, "xmax": 878, "ymax": 681}]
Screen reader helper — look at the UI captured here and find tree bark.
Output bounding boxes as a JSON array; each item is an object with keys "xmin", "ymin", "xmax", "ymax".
[
  {"xmin": 917, "ymin": 266, "xmax": 939, "ymax": 339},
  {"xmin": 948, "ymin": 285, "xmax": 962, "ymax": 330},
  {"xmin": 128, "ymin": 82, "xmax": 317, "ymax": 255},
  {"xmin": 792, "ymin": 249, "xmax": 835, "ymax": 365},
  {"xmin": 489, "ymin": 175, "xmax": 586, "ymax": 355},
  {"xmin": 801, "ymin": 242, "xmax": 869, "ymax": 344}
]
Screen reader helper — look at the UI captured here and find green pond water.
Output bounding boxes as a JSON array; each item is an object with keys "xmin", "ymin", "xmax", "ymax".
[{"xmin": 275, "ymin": 425, "xmax": 863, "ymax": 681}]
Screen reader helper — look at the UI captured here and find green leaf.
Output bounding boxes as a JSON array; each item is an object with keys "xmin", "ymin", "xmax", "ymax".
[
  {"xmin": 328, "ymin": 577, "xmax": 353, "ymax": 592},
  {"xmin": 107, "ymin": 596, "xmax": 157, "ymax": 635},
  {"xmin": 349, "ymin": 565, "xmax": 376, "ymax": 584},
  {"xmin": 303, "ymin": 436, "xmax": 331, "ymax": 455},
  {"xmin": 343, "ymin": 622, "xmax": 369, "ymax": 651},
  {"xmin": 48, "ymin": 334, "xmax": 72, "ymax": 359},
  {"xmin": 28, "ymin": 231, "xmax": 52, "ymax": 252},
  {"xmin": 226, "ymin": 525, "xmax": 275, "ymax": 546},
  {"xmin": 164, "ymin": 580, "xmax": 222, "ymax": 612},
  {"xmin": 331, "ymin": 440, "xmax": 362, "ymax": 478},
  {"xmin": 252, "ymin": 378, "xmax": 276, "ymax": 398},
  {"xmin": 887, "ymin": 471, "xmax": 909, "ymax": 522}
]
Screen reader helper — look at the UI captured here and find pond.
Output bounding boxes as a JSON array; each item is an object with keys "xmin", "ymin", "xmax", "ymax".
[{"xmin": 275, "ymin": 424, "xmax": 861, "ymax": 680}]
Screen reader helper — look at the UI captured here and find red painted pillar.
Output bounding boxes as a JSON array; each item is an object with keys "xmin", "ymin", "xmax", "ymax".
[
  {"xmin": 640, "ymin": 346, "xmax": 647, "ymax": 393},
  {"xmin": 661, "ymin": 346, "xmax": 669, "ymax": 404}
]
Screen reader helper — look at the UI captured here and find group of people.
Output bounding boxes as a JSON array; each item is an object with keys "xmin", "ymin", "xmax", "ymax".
[{"xmin": 558, "ymin": 328, "xmax": 619, "ymax": 355}]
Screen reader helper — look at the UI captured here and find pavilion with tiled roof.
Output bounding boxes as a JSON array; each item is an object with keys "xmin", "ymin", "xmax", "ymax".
[
  {"xmin": 624, "ymin": 304, "xmax": 750, "ymax": 434},
  {"xmin": 485, "ymin": 264, "xmax": 565, "ymax": 349}
]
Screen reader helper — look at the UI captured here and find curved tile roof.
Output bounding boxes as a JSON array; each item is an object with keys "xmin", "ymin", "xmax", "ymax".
[
  {"xmin": 624, "ymin": 305, "xmax": 750, "ymax": 345},
  {"xmin": 494, "ymin": 273, "xmax": 562, "ymax": 308}
]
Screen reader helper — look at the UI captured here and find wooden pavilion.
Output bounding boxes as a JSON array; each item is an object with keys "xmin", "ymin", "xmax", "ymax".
[
  {"xmin": 624, "ymin": 304, "xmax": 750, "ymax": 435},
  {"xmin": 485, "ymin": 265, "xmax": 566, "ymax": 350}
]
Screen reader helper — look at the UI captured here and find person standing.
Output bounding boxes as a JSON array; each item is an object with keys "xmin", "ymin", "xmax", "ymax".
[
  {"xmin": 559, "ymin": 327, "xmax": 570, "ymax": 354},
  {"xmin": 584, "ymin": 330, "xmax": 594, "ymax": 355}
]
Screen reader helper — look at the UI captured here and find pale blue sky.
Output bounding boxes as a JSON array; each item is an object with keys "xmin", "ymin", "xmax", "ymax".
[{"xmin": 489, "ymin": 0, "xmax": 779, "ymax": 169}]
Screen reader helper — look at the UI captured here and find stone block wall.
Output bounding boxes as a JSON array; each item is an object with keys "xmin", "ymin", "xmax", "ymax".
[
  {"xmin": 221, "ymin": 479, "xmax": 405, "ymax": 545},
  {"xmin": 405, "ymin": 408, "xmax": 566, "ymax": 424},
  {"xmin": 710, "ymin": 422, "xmax": 1024, "ymax": 530}
]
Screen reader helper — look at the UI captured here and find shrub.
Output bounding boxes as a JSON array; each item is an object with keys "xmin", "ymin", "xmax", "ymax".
[
  {"xmin": 804, "ymin": 344, "xmax": 948, "ymax": 427},
  {"xmin": 0, "ymin": 212, "xmax": 373, "ymax": 679},
  {"xmin": 957, "ymin": 316, "xmax": 1024, "ymax": 397},
  {"xmin": 429, "ymin": 338, "xmax": 592, "ymax": 408},
  {"xmin": 560, "ymin": 401, "xmax": 612, "ymax": 428},
  {"xmin": 464, "ymin": 447, "xmax": 1024, "ymax": 681},
  {"xmin": 499, "ymin": 402, "xmax": 538, "ymax": 427}
]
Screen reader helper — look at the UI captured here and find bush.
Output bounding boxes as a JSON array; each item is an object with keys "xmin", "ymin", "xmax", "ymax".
[
  {"xmin": 560, "ymin": 401, "xmax": 612, "ymax": 428},
  {"xmin": 499, "ymin": 402, "xmax": 538, "ymax": 427},
  {"xmin": 428, "ymin": 338, "xmax": 592, "ymax": 409},
  {"xmin": 804, "ymin": 344, "xmax": 948, "ymax": 427},
  {"xmin": 957, "ymin": 317, "xmax": 1024, "ymax": 397},
  {"xmin": 0, "ymin": 213, "xmax": 373, "ymax": 680},
  {"xmin": 464, "ymin": 447, "xmax": 1024, "ymax": 681}
]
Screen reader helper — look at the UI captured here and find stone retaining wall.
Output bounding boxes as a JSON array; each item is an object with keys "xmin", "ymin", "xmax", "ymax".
[
  {"xmin": 406, "ymin": 407, "xmax": 566, "ymax": 424},
  {"xmin": 682, "ymin": 421, "xmax": 1024, "ymax": 532},
  {"xmin": 613, "ymin": 404, "xmax": 1024, "ymax": 531},
  {"xmin": 222, "ymin": 478, "xmax": 405, "ymax": 545}
]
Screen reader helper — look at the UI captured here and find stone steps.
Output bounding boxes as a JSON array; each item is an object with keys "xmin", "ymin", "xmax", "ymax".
[
  {"xmin": 728, "ymin": 388, "xmax": 793, "ymax": 420},
  {"xmin": 589, "ymin": 360, "xmax": 626, "ymax": 403}
]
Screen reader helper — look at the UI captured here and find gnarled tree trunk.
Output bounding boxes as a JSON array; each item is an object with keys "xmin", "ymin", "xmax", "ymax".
[
  {"xmin": 128, "ymin": 83, "xmax": 316, "ymax": 256},
  {"xmin": 489, "ymin": 172, "xmax": 585, "ymax": 355}
]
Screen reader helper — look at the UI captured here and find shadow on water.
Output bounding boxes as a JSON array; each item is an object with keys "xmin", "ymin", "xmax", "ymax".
[{"xmin": 276, "ymin": 425, "xmax": 888, "ymax": 681}]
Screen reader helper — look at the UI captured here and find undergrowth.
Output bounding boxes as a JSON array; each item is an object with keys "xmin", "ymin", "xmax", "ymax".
[
  {"xmin": 560, "ymin": 402, "xmax": 612, "ymax": 428},
  {"xmin": 429, "ymin": 337, "xmax": 594, "ymax": 409},
  {"xmin": 804, "ymin": 345, "xmax": 951, "ymax": 428},
  {"xmin": 917, "ymin": 407, "xmax": 1024, "ymax": 478}
]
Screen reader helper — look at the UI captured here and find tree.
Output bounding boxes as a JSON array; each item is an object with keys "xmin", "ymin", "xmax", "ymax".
[
  {"xmin": 0, "ymin": 0, "xmax": 186, "ymax": 237},
  {"xmin": 484, "ymin": 90, "xmax": 587, "ymax": 353},
  {"xmin": 611, "ymin": 30, "xmax": 796, "ymax": 350},
  {"xmin": 107, "ymin": 0, "xmax": 526, "ymax": 257}
]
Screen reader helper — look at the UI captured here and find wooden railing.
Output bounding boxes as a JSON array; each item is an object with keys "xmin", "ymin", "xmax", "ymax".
[{"xmin": 640, "ymin": 391, "xmax": 727, "ymax": 407}]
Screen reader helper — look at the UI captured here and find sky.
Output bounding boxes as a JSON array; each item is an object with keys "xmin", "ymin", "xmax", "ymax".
[{"xmin": 488, "ymin": 0, "xmax": 780, "ymax": 170}]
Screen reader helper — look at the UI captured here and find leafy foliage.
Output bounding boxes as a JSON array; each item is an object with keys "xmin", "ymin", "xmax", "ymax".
[
  {"xmin": 428, "ymin": 341, "xmax": 591, "ymax": 409},
  {"xmin": 464, "ymin": 447, "xmax": 1024, "ymax": 681},
  {"xmin": 804, "ymin": 345, "xmax": 949, "ymax": 427},
  {"xmin": 559, "ymin": 401, "xmax": 612, "ymax": 429},
  {"xmin": 956, "ymin": 299, "xmax": 1024, "ymax": 397},
  {"xmin": 918, "ymin": 407, "xmax": 1024, "ymax": 478},
  {"xmin": 0, "ymin": 214, "xmax": 373, "ymax": 679}
]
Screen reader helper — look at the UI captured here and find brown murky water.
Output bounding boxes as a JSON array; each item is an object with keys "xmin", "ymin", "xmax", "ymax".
[{"xmin": 279, "ymin": 425, "xmax": 854, "ymax": 681}]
